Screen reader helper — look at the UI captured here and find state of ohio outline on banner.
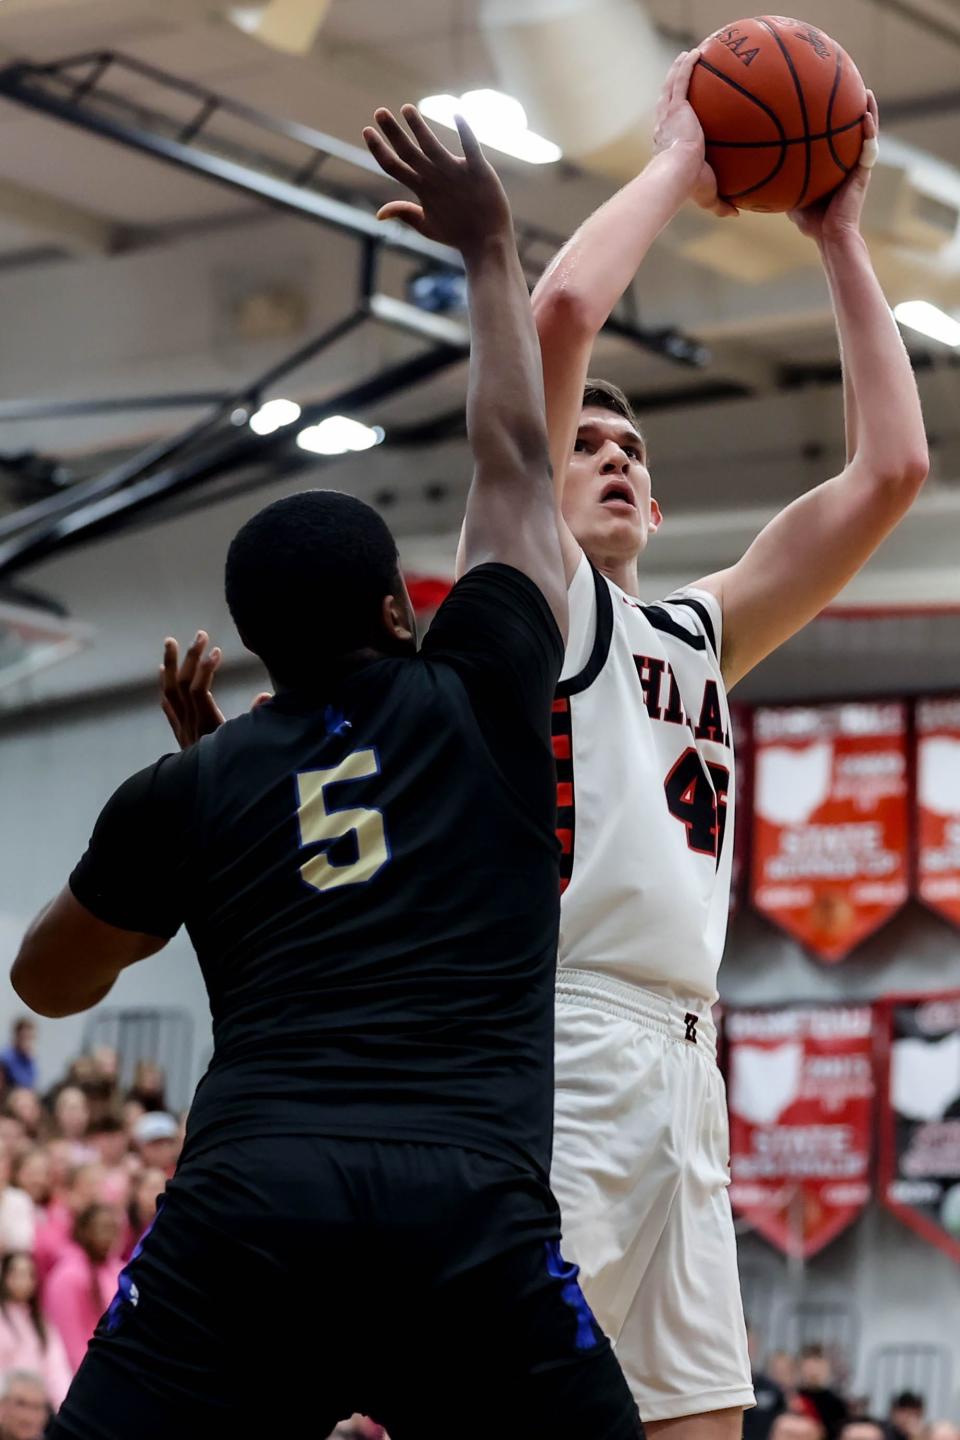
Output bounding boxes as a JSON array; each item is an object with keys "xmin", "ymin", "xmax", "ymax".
[
  {"xmin": 916, "ymin": 697, "xmax": 960, "ymax": 929},
  {"xmin": 879, "ymin": 991, "xmax": 960, "ymax": 1264},
  {"xmin": 751, "ymin": 703, "xmax": 910, "ymax": 961},
  {"xmin": 727, "ymin": 1005, "xmax": 875, "ymax": 1259}
]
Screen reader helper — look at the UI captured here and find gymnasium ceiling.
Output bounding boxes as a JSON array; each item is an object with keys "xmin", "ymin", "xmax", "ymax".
[{"xmin": 0, "ymin": 0, "xmax": 958, "ymax": 708}]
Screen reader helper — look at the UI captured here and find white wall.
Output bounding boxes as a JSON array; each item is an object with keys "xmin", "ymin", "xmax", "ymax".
[{"xmin": 0, "ymin": 673, "xmax": 263, "ymax": 1093}]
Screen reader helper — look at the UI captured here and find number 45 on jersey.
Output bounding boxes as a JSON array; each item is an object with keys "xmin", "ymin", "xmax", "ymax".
[{"xmin": 664, "ymin": 747, "xmax": 730, "ymax": 865}]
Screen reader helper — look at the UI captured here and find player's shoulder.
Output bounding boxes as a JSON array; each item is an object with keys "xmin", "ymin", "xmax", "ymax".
[{"xmin": 636, "ymin": 585, "xmax": 723, "ymax": 667}]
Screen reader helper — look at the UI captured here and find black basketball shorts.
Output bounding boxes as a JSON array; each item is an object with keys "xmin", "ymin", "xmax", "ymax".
[{"xmin": 49, "ymin": 1134, "xmax": 641, "ymax": 1440}]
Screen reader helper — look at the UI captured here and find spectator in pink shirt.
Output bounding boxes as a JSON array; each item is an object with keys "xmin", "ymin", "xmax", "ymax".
[
  {"xmin": 0, "ymin": 1140, "xmax": 34, "ymax": 1258},
  {"xmin": 32, "ymin": 1162, "xmax": 104, "ymax": 1285},
  {"xmin": 42, "ymin": 1204, "xmax": 122, "ymax": 1373},
  {"xmin": 0, "ymin": 1253, "xmax": 72, "ymax": 1411}
]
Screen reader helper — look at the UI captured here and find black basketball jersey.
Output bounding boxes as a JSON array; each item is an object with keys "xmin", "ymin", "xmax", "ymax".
[{"xmin": 70, "ymin": 565, "xmax": 564, "ymax": 1178}]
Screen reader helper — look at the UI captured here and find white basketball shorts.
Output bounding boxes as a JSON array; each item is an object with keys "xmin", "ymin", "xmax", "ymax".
[{"xmin": 551, "ymin": 970, "xmax": 755, "ymax": 1423}]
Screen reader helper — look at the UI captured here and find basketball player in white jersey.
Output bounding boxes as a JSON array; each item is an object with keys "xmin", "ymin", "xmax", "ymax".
[{"xmin": 516, "ymin": 48, "xmax": 925, "ymax": 1440}]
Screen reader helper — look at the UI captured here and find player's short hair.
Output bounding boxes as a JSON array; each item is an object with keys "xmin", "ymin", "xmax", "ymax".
[
  {"xmin": 582, "ymin": 378, "xmax": 641, "ymax": 435},
  {"xmin": 225, "ymin": 490, "xmax": 403, "ymax": 683}
]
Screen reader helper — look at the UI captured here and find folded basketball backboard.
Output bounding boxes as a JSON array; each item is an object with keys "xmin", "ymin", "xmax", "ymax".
[{"xmin": 0, "ymin": 595, "xmax": 91, "ymax": 692}]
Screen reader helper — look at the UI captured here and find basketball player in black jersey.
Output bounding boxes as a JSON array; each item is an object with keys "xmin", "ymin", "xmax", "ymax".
[{"xmin": 11, "ymin": 111, "xmax": 641, "ymax": 1440}]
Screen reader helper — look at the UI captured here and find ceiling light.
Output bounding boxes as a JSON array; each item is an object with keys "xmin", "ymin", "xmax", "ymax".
[
  {"xmin": 297, "ymin": 416, "xmax": 385, "ymax": 456},
  {"xmin": 418, "ymin": 89, "xmax": 561, "ymax": 165},
  {"xmin": 249, "ymin": 398, "xmax": 302, "ymax": 436},
  {"xmin": 894, "ymin": 300, "xmax": 960, "ymax": 348},
  {"xmin": 227, "ymin": 5, "xmax": 265, "ymax": 36}
]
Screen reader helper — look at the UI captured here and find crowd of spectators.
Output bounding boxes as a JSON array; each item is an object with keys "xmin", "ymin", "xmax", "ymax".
[
  {"xmin": 746, "ymin": 1333, "xmax": 960, "ymax": 1440},
  {"xmin": 1, "ymin": 1013, "xmax": 956, "ymax": 1440},
  {"xmin": 0, "ymin": 1016, "xmax": 177, "ymax": 1437}
]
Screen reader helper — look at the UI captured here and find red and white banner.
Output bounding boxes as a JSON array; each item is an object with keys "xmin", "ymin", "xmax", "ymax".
[
  {"xmin": 751, "ymin": 703, "xmax": 909, "ymax": 961},
  {"xmin": 916, "ymin": 698, "xmax": 960, "ymax": 930},
  {"xmin": 879, "ymin": 991, "xmax": 960, "ymax": 1264},
  {"xmin": 727, "ymin": 1006, "xmax": 875, "ymax": 1258}
]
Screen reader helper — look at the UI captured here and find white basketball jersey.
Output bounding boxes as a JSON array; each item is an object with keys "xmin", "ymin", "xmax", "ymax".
[{"xmin": 555, "ymin": 553, "xmax": 734, "ymax": 1007}]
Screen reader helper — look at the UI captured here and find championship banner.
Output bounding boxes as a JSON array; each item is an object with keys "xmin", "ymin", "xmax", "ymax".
[
  {"xmin": 751, "ymin": 703, "xmax": 909, "ymax": 961},
  {"xmin": 879, "ymin": 991, "xmax": 960, "ymax": 1264},
  {"xmin": 727, "ymin": 1006, "xmax": 875, "ymax": 1258},
  {"xmin": 916, "ymin": 698, "xmax": 960, "ymax": 930},
  {"xmin": 729, "ymin": 705, "xmax": 751, "ymax": 921}
]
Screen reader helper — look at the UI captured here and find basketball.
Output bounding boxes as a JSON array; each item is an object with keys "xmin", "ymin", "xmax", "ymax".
[{"xmin": 688, "ymin": 15, "xmax": 868, "ymax": 212}]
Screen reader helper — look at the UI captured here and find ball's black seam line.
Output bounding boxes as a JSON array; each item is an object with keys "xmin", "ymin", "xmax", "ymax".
[
  {"xmin": 696, "ymin": 56, "xmax": 787, "ymax": 201},
  {"xmin": 826, "ymin": 44, "xmax": 861, "ymax": 177},
  {"xmin": 757, "ymin": 17, "xmax": 813, "ymax": 207},
  {"xmin": 706, "ymin": 114, "xmax": 864, "ymax": 148}
]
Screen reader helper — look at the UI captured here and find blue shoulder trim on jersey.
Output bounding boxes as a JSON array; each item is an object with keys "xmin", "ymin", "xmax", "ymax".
[
  {"xmin": 642, "ymin": 605, "xmax": 707, "ymax": 653},
  {"xmin": 666, "ymin": 596, "xmax": 718, "ymax": 660},
  {"xmin": 556, "ymin": 563, "xmax": 613, "ymax": 698}
]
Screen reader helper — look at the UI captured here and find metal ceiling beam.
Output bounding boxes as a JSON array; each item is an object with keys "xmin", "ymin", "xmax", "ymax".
[
  {"xmin": 0, "ymin": 47, "xmax": 712, "ymax": 573},
  {"xmin": 0, "ymin": 52, "xmax": 459, "ymax": 268},
  {"xmin": 0, "ymin": 304, "xmax": 369, "ymax": 545},
  {"xmin": 0, "ymin": 341, "xmax": 467, "ymax": 579},
  {"xmin": 0, "ymin": 50, "xmax": 708, "ymax": 370}
]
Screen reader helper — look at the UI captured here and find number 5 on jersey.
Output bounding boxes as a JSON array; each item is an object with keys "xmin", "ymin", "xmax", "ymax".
[{"xmin": 296, "ymin": 749, "xmax": 389, "ymax": 892}]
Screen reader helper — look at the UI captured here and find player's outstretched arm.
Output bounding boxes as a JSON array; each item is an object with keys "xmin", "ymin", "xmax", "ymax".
[
  {"xmin": 12, "ymin": 888, "xmax": 166, "ymax": 1018},
  {"xmin": 531, "ymin": 49, "xmax": 733, "ymax": 576},
  {"xmin": 15, "ymin": 758, "xmax": 191, "ymax": 1016},
  {"xmin": 696, "ymin": 95, "xmax": 929, "ymax": 690},
  {"xmin": 364, "ymin": 106, "xmax": 566, "ymax": 636}
]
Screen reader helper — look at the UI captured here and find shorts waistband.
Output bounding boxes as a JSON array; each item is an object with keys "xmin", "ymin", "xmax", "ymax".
[{"xmin": 555, "ymin": 969, "xmax": 717, "ymax": 1060}]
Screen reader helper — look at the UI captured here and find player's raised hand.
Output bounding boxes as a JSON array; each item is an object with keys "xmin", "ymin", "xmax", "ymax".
[
  {"xmin": 160, "ymin": 633, "xmax": 272, "ymax": 750},
  {"xmin": 160, "ymin": 632, "xmax": 224, "ymax": 750},
  {"xmin": 363, "ymin": 105, "xmax": 514, "ymax": 257},
  {"xmin": 654, "ymin": 49, "xmax": 738, "ymax": 219},
  {"xmin": 788, "ymin": 91, "xmax": 879, "ymax": 244}
]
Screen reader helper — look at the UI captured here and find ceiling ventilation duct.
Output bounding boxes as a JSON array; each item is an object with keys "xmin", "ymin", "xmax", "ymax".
[
  {"xmin": 481, "ymin": 0, "xmax": 960, "ymax": 294},
  {"xmin": 228, "ymin": 0, "xmax": 332, "ymax": 55},
  {"xmin": 479, "ymin": 0, "xmax": 673, "ymax": 180}
]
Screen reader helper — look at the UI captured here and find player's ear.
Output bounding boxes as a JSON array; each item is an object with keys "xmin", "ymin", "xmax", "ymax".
[
  {"xmin": 649, "ymin": 497, "xmax": 663, "ymax": 535},
  {"xmin": 382, "ymin": 590, "xmax": 415, "ymax": 645}
]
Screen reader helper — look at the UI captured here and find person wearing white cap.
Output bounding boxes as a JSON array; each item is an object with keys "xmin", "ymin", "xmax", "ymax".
[{"xmin": 131, "ymin": 1113, "xmax": 180, "ymax": 1180}]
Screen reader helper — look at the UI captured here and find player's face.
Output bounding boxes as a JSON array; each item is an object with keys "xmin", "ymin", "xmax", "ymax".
[{"xmin": 561, "ymin": 408, "xmax": 661, "ymax": 564}]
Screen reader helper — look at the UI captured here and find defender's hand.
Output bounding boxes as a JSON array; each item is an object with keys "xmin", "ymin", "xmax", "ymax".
[
  {"xmin": 160, "ymin": 632, "xmax": 224, "ymax": 750},
  {"xmin": 363, "ymin": 105, "xmax": 514, "ymax": 257},
  {"xmin": 788, "ymin": 91, "xmax": 879, "ymax": 244},
  {"xmin": 654, "ymin": 50, "xmax": 739, "ymax": 219}
]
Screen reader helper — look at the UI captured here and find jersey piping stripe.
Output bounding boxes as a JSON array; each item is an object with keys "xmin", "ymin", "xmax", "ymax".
[
  {"xmin": 641, "ymin": 605, "xmax": 707, "ymax": 653},
  {"xmin": 666, "ymin": 596, "xmax": 719, "ymax": 660},
  {"xmin": 552, "ymin": 696, "xmax": 575, "ymax": 893},
  {"xmin": 556, "ymin": 564, "xmax": 614, "ymax": 698}
]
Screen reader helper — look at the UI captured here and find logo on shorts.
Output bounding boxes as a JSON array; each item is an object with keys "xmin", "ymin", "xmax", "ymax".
[{"xmin": 684, "ymin": 1013, "xmax": 699, "ymax": 1044}]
